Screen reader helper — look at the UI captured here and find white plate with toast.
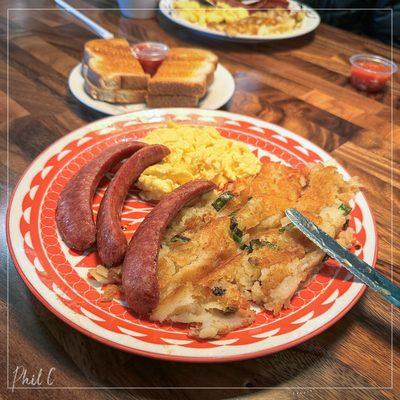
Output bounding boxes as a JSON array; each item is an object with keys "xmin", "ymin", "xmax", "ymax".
[
  {"xmin": 159, "ymin": 0, "xmax": 320, "ymax": 43},
  {"xmin": 69, "ymin": 62, "xmax": 235, "ymax": 115}
]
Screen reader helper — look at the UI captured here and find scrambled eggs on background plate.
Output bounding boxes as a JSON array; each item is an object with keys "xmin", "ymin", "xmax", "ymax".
[
  {"xmin": 137, "ymin": 123, "xmax": 261, "ymax": 200},
  {"xmin": 173, "ymin": 1, "xmax": 305, "ymax": 36}
]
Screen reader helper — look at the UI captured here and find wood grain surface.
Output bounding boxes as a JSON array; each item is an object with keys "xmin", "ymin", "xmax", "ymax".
[{"xmin": 1, "ymin": 0, "xmax": 399, "ymax": 399}]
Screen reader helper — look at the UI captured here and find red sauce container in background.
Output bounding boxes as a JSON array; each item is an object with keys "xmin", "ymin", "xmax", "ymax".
[
  {"xmin": 132, "ymin": 42, "xmax": 169, "ymax": 76},
  {"xmin": 349, "ymin": 54, "xmax": 397, "ymax": 92}
]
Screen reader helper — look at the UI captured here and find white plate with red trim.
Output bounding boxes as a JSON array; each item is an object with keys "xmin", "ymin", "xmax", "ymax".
[
  {"xmin": 7, "ymin": 109, "xmax": 377, "ymax": 362},
  {"xmin": 68, "ymin": 63, "xmax": 235, "ymax": 115}
]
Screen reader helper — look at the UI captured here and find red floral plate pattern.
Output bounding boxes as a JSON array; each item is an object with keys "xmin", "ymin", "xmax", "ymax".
[{"xmin": 7, "ymin": 109, "xmax": 377, "ymax": 362}]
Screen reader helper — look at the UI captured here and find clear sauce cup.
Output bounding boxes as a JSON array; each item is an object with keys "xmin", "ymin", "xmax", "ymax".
[
  {"xmin": 132, "ymin": 42, "xmax": 169, "ymax": 75},
  {"xmin": 349, "ymin": 54, "xmax": 398, "ymax": 92}
]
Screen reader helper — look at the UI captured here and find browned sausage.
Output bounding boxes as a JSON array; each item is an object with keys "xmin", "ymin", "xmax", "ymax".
[
  {"xmin": 96, "ymin": 144, "xmax": 170, "ymax": 267},
  {"xmin": 56, "ymin": 141, "xmax": 147, "ymax": 251},
  {"xmin": 122, "ymin": 180, "xmax": 217, "ymax": 315}
]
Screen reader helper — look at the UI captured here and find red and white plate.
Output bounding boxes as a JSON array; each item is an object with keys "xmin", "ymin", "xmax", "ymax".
[{"xmin": 7, "ymin": 109, "xmax": 377, "ymax": 362}]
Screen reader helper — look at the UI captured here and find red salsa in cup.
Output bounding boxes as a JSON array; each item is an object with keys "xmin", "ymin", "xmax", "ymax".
[
  {"xmin": 132, "ymin": 42, "xmax": 169, "ymax": 75},
  {"xmin": 349, "ymin": 54, "xmax": 397, "ymax": 92}
]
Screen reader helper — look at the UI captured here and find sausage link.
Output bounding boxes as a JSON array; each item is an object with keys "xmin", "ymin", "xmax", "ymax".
[
  {"xmin": 96, "ymin": 145, "xmax": 170, "ymax": 267},
  {"xmin": 122, "ymin": 180, "xmax": 217, "ymax": 315},
  {"xmin": 56, "ymin": 141, "xmax": 147, "ymax": 251}
]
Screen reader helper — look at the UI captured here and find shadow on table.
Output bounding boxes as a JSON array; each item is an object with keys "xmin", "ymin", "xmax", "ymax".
[
  {"xmin": 16, "ymin": 287, "xmax": 390, "ymax": 399},
  {"xmin": 66, "ymin": 88, "xmax": 111, "ymax": 122}
]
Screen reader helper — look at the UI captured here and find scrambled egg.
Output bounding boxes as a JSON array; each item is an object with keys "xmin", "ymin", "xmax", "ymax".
[
  {"xmin": 173, "ymin": 1, "xmax": 249, "ymax": 26},
  {"xmin": 173, "ymin": 1, "xmax": 305, "ymax": 36},
  {"xmin": 137, "ymin": 123, "xmax": 261, "ymax": 200}
]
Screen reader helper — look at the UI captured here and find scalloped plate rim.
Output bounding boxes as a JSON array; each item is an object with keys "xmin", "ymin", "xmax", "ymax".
[{"xmin": 6, "ymin": 108, "xmax": 378, "ymax": 363}]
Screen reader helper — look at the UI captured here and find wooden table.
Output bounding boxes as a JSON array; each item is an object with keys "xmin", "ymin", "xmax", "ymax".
[{"xmin": 1, "ymin": 1, "xmax": 399, "ymax": 399}]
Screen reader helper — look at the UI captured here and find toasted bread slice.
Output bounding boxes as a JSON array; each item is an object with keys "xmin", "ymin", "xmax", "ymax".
[
  {"xmin": 167, "ymin": 48, "xmax": 218, "ymax": 68},
  {"xmin": 167, "ymin": 48, "xmax": 217, "ymax": 87},
  {"xmin": 146, "ymin": 94, "xmax": 200, "ymax": 108},
  {"xmin": 83, "ymin": 38, "xmax": 133, "ymax": 64},
  {"xmin": 148, "ymin": 60, "xmax": 214, "ymax": 96},
  {"xmin": 86, "ymin": 57, "xmax": 149, "ymax": 89},
  {"xmin": 82, "ymin": 41, "xmax": 218, "ymax": 106},
  {"xmin": 84, "ymin": 78, "xmax": 146, "ymax": 104},
  {"xmin": 83, "ymin": 38, "xmax": 149, "ymax": 90}
]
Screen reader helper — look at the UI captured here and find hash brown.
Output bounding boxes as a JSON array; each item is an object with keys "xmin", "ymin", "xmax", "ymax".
[{"xmin": 151, "ymin": 161, "xmax": 359, "ymax": 338}]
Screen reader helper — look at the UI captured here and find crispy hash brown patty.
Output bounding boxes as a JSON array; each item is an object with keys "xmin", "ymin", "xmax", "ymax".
[{"xmin": 150, "ymin": 161, "xmax": 360, "ymax": 339}]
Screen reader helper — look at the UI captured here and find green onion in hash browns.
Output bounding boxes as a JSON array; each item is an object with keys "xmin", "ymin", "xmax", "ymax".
[
  {"xmin": 171, "ymin": 234, "xmax": 191, "ymax": 243},
  {"xmin": 241, "ymin": 238, "xmax": 279, "ymax": 253},
  {"xmin": 339, "ymin": 203, "xmax": 352, "ymax": 215},
  {"xmin": 212, "ymin": 287, "xmax": 226, "ymax": 296},
  {"xmin": 279, "ymin": 222, "xmax": 294, "ymax": 233},
  {"xmin": 229, "ymin": 216, "xmax": 243, "ymax": 243},
  {"xmin": 251, "ymin": 239, "xmax": 278, "ymax": 250},
  {"xmin": 212, "ymin": 191, "xmax": 235, "ymax": 212}
]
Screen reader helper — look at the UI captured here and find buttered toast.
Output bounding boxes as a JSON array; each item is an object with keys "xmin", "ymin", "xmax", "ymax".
[
  {"xmin": 86, "ymin": 57, "xmax": 149, "ymax": 90},
  {"xmin": 145, "ymin": 94, "xmax": 200, "ymax": 108},
  {"xmin": 82, "ymin": 38, "xmax": 149, "ymax": 104},
  {"xmin": 81, "ymin": 39, "xmax": 218, "ymax": 106},
  {"xmin": 84, "ymin": 77, "xmax": 147, "ymax": 104},
  {"xmin": 83, "ymin": 38, "xmax": 133, "ymax": 64},
  {"xmin": 148, "ymin": 60, "xmax": 215, "ymax": 96},
  {"xmin": 83, "ymin": 38, "xmax": 148, "ymax": 89},
  {"xmin": 167, "ymin": 47, "xmax": 218, "ymax": 67},
  {"xmin": 147, "ymin": 48, "xmax": 218, "ymax": 106}
]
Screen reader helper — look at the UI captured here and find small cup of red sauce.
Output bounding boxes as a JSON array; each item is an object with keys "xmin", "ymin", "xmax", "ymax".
[
  {"xmin": 349, "ymin": 54, "xmax": 397, "ymax": 92},
  {"xmin": 132, "ymin": 42, "xmax": 169, "ymax": 76}
]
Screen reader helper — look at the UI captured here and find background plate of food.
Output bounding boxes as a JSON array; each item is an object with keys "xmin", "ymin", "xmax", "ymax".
[
  {"xmin": 69, "ymin": 40, "xmax": 235, "ymax": 115},
  {"xmin": 7, "ymin": 108, "xmax": 377, "ymax": 362},
  {"xmin": 159, "ymin": 0, "xmax": 321, "ymax": 42}
]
